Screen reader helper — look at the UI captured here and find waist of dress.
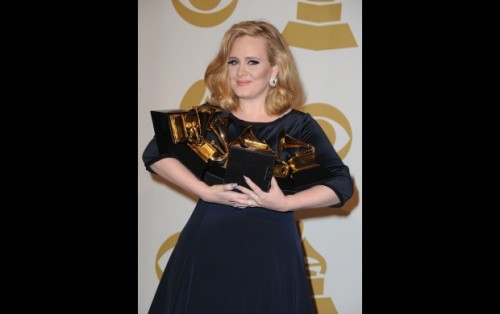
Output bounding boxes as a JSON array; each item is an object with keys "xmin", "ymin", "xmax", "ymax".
[{"xmin": 197, "ymin": 200, "xmax": 295, "ymax": 223}]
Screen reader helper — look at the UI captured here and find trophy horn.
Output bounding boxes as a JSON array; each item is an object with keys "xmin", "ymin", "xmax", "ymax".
[
  {"xmin": 277, "ymin": 131, "xmax": 318, "ymax": 174},
  {"xmin": 234, "ymin": 125, "xmax": 274, "ymax": 152},
  {"xmin": 234, "ymin": 125, "xmax": 292, "ymax": 177},
  {"xmin": 278, "ymin": 131, "xmax": 314, "ymax": 154},
  {"xmin": 191, "ymin": 105, "xmax": 222, "ymax": 143},
  {"xmin": 208, "ymin": 118, "xmax": 230, "ymax": 163}
]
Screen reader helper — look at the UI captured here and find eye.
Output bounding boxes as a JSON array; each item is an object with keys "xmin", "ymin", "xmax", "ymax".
[
  {"xmin": 227, "ymin": 59, "xmax": 238, "ymax": 66},
  {"xmin": 248, "ymin": 60, "xmax": 260, "ymax": 65}
]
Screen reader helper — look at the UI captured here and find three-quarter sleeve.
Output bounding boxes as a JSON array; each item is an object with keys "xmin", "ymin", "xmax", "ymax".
[
  {"xmin": 299, "ymin": 114, "xmax": 354, "ymax": 207},
  {"xmin": 142, "ymin": 136, "xmax": 177, "ymax": 174}
]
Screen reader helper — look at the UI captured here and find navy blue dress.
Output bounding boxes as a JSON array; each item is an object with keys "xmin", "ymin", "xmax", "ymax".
[{"xmin": 142, "ymin": 106, "xmax": 353, "ymax": 314}]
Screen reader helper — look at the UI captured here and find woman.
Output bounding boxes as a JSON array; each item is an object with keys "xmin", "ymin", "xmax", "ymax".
[{"xmin": 143, "ymin": 20, "xmax": 353, "ymax": 314}]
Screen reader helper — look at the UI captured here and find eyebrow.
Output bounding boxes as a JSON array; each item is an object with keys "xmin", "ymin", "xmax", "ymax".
[{"xmin": 228, "ymin": 56, "xmax": 262, "ymax": 60}]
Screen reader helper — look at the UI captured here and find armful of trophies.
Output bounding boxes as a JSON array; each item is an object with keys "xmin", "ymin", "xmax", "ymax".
[{"xmin": 150, "ymin": 105, "xmax": 331, "ymax": 194}]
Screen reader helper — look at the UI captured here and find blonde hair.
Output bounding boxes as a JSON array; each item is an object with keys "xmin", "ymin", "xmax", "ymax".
[{"xmin": 204, "ymin": 20, "xmax": 306, "ymax": 115}]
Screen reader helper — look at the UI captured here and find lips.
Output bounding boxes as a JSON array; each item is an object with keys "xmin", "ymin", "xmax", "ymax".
[{"xmin": 236, "ymin": 80, "xmax": 251, "ymax": 86}]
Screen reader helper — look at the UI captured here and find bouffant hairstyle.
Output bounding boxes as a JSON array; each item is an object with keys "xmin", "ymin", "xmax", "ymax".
[{"xmin": 204, "ymin": 20, "xmax": 306, "ymax": 115}]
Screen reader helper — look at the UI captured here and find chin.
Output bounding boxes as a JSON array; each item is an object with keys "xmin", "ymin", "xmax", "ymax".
[{"xmin": 234, "ymin": 91, "xmax": 253, "ymax": 98}]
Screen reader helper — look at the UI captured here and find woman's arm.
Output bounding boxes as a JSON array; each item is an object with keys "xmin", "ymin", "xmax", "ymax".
[
  {"xmin": 150, "ymin": 157, "xmax": 211, "ymax": 200},
  {"xmin": 236, "ymin": 176, "xmax": 340, "ymax": 212},
  {"xmin": 143, "ymin": 138, "xmax": 249, "ymax": 206},
  {"xmin": 233, "ymin": 112, "xmax": 353, "ymax": 211}
]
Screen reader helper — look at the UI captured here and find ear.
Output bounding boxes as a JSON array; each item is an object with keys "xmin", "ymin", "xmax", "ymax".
[{"xmin": 272, "ymin": 64, "xmax": 279, "ymax": 77}]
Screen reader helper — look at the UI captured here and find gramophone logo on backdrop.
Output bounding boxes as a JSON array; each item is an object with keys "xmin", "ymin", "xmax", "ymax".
[{"xmin": 283, "ymin": 0, "xmax": 357, "ymax": 50}]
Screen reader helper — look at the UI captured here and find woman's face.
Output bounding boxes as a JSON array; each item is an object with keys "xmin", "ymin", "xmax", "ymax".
[{"xmin": 227, "ymin": 35, "xmax": 277, "ymax": 103}]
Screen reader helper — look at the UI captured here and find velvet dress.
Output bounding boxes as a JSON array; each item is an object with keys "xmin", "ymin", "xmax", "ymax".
[{"xmin": 142, "ymin": 105, "xmax": 353, "ymax": 314}]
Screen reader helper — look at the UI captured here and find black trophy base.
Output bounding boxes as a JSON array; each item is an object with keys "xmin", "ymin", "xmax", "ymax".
[
  {"xmin": 150, "ymin": 109, "xmax": 187, "ymax": 154},
  {"xmin": 275, "ymin": 177, "xmax": 296, "ymax": 195},
  {"xmin": 203, "ymin": 165, "xmax": 225, "ymax": 186},
  {"xmin": 275, "ymin": 165, "xmax": 332, "ymax": 195},
  {"xmin": 151, "ymin": 109, "xmax": 208, "ymax": 179},
  {"xmin": 223, "ymin": 146, "xmax": 275, "ymax": 192},
  {"xmin": 204, "ymin": 164, "xmax": 331, "ymax": 196},
  {"xmin": 171, "ymin": 144, "xmax": 209, "ymax": 179}
]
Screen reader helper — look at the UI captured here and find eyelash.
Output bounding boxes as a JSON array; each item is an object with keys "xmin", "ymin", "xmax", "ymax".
[{"xmin": 227, "ymin": 60, "xmax": 260, "ymax": 65}]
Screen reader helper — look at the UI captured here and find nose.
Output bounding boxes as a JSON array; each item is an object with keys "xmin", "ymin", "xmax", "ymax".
[{"xmin": 237, "ymin": 64, "xmax": 247, "ymax": 77}]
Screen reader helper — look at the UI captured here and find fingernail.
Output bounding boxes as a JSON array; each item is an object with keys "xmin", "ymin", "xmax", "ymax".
[{"xmin": 243, "ymin": 175, "xmax": 248, "ymax": 180}]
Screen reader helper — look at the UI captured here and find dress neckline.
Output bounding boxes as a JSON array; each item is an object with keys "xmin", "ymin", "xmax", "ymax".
[{"xmin": 228, "ymin": 109, "xmax": 293, "ymax": 126}]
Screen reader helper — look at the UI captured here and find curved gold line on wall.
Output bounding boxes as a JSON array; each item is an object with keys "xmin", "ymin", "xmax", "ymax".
[
  {"xmin": 180, "ymin": 80, "xmax": 207, "ymax": 110},
  {"xmin": 172, "ymin": 0, "xmax": 238, "ymax": 27},
  {"xmin": 189, "ymin": 0, "xmax": 221, "ymax": 11},
  {"xmin": 155, "ymin": 232, "xmax": 181, "ymax": 279}
]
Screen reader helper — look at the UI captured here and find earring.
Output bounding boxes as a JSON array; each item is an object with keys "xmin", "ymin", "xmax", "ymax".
[{"xmin": 269, "ymin": 76, "xmax": 277, "ymax": 87}]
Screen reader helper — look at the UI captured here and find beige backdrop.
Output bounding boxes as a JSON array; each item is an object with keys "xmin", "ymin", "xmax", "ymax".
[{"xmin": 138, "ymin": 0, "xmax": 362, "ymax": 313}]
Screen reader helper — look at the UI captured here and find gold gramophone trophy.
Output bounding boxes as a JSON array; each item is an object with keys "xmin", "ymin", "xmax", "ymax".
[
  {"xmin": 222, "ymin": 126, "xmax": 330, "ymax": 194},
  {"xmin": 272, "ymin": 130, "xmax": 331, "ymax": 194},
  {"xmin": 207, "ymin": 117, "xmax": 230, "ymax": 163},
  {"xmin": 150, "ymin": 104, "xmax": 228, "ymax": 178},
  {"xmin": 222, "ymin": 125, "xmax": 276, "ymax": 192},
  {"xmin": 151, "ymin": 106, "xmax": 331, "ymax": 193}
]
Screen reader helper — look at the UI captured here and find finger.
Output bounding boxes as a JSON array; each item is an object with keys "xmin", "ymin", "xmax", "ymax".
[
  {"xmin": 226, "ymin": 183, "xmax": 238, "ymax": 191},
  {"xmin": 235, "ymin": 183, "xmax": 259, "ymax": 202},
  {"xmin": 229, "ymin": 197, "xmax": 248, "ymax": 207},
  {"xmin": 247, "ymin": 198, "xmax": 257, "ymax": 207},
  {"xmin": 234, "ymin": 183, "xmax": 250, "ymax": 193},
  {"xmin": 269, "ymin": 177, "xmax": 279, "ymax": 190},
  {"xmin": 243, "ymin": 176, "xmax": 263, "ymax": 193},
  {"xmin": 229, "ymin": 200, "xmax": 245, "ymax": 208}
]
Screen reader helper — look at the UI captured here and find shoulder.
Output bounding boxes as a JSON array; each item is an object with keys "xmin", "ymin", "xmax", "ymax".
[
  {"xmin": 276, "ymin": 109, "xmax": 322, "ymax": 135},
  {"xmin": 281, "ymin": 108, "xmax": 302, "ymax": 117},
  {"xmin": 285, "ymin": 109, "xmax": 325, "ymax": 135},
  {"xmin": 285, "ymin": 109, "xmax": 314, "ymax": 122}
]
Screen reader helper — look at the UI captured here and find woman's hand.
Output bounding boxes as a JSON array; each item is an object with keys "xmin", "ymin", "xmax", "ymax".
[
  {"xmin": 233, "ymin": 176, "xmax": 289, "ymax": 212},
  {"xmin": 201, "ymin": 182, "xmax": 254, "ymax": 209}
]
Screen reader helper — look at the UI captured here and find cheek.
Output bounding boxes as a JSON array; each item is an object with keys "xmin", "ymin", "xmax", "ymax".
[
  {"xmin": 227, "ymin": 67, "xmax": 237, "ymax": 79},
  {"xmin": 256, "ymin": 68, "xmax": 272, "ymax": 80}
]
